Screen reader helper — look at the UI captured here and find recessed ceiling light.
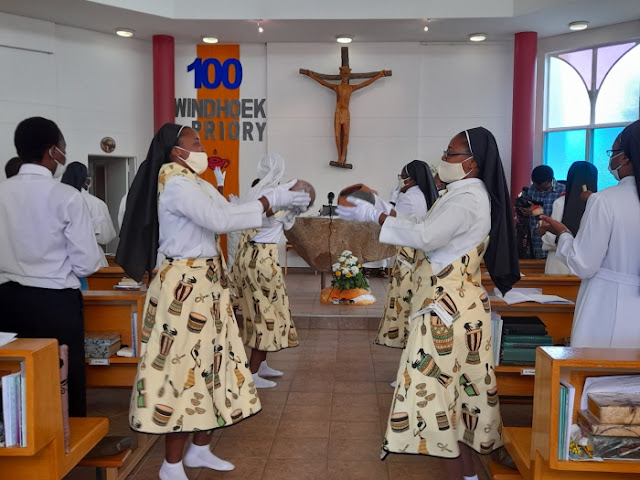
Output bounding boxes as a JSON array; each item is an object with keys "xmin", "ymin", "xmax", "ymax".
[
  {"xmin": 569, "ymin": 21, "xmax": 589, "ymax": 31},
  {"xmin": 336, "ymin": 35, "xmax": 353, "ymax": 44},
  {"xmin": 469, "ymin": 33, "xmax": 487, "ymax": 42},
  {"xmin": 201, "ymin": 36, "xmax": 219, "ymax": 44},
  {"xmin": 115, "ymin": 28, "xmax": 134, "ymax": 38},
  {"xmin": 423, "ymin": 25, "xmax": 429, "ymax": 32}
]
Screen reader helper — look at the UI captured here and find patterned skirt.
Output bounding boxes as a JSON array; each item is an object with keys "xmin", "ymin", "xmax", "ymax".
[
  {"xmin": 129, "ymin": 257, "xmax": 261, "ymax": 434},
  {"xmin": 375, "ymin": 247, "xmax": 415, "ymax": 348},
  {"xmin": 235, "ymin": 242, "xmax": 299, "ymax": 352}
]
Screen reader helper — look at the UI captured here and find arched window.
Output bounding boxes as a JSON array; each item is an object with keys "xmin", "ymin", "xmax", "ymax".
[{"xmin": 544, "ymin": 42, "xmax": 640, "ymax": 189}]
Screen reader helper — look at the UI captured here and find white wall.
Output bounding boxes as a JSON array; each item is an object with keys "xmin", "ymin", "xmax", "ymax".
[
  {"xmin": 267, "ymin": 42, "xmax": 514, "ymax": 207},
  {"xmin": 533, "ymin": 20, "xmax": 640, "ymax": 165},
  {"xmin": 0, "ymin": 12, "xmax": 153, "ymax": 180}
]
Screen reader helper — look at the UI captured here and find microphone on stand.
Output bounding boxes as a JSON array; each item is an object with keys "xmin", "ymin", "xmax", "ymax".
[{"xmin": 327, "ymin": 192, "xmax": 335, "ymax": 219}]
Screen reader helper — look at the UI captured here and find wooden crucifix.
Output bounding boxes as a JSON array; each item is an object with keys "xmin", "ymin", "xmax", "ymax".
[{"xmin": 300, "ymin": 47, "xmax": 391, "ymax": 169}]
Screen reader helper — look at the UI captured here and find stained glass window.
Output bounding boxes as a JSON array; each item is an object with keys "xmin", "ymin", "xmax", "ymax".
[{"xmin": 544, "ymin": 41, "xmax": 640, "ymax": 190}]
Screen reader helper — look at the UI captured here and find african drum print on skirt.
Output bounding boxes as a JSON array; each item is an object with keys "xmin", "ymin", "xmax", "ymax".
[
  {"xmin": 234, "ymin": 239, "xmax": 299, "ymax": 352},
  {"xmin": 375, "ymin": 246, "xmax": 416, "ymax": 348},
  {"xmin": 382, "ymin": 238, "xmax": 503, "ymax": 459},
  {"xmin": 129, "ymin": 256, "xmax": 261, "ymax": 434}
]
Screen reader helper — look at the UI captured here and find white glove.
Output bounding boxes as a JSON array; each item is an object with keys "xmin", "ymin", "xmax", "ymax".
[
  {"xmin": 335, "ymin": 196, "xmax": 383, "ymax": 223},
  {"xmin": 214, "ymin": 167, "xmax": 226, "ymax": 187},
  {"xmin": 375, "ymin": 194, "xmax": 395, "ymax": 214},
  {"xmin": 390, "ymin": 187, "xmax": 400, "ymax": 205},
  {"xmin": 264, "ymin": 179, "xmax": 311, "ymax": 211}
]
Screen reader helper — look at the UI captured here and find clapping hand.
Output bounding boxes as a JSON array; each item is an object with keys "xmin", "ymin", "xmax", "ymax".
[
  {"xmin": 213, "ymin": 167, "xmax": 226, "ymax": 188},
  {"xmin": 335, "ymin": 197, "xmax": 383, "ymax": 224}
]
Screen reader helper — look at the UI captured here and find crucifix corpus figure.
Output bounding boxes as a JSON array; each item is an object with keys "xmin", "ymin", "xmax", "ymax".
[{"xmin": 300, "ymin": 47, "xmax": 391, "ymax": 169}]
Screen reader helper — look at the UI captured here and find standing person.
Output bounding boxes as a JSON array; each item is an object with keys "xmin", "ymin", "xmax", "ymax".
[
  {"xmin": 117, "ymin": 124, "xmax": 309, "ymax": 480},
  {"xmin": 62, "ymin": 162, "xmax": 117, "ymax": 267},
  {"xmin": 375, "ymin": 160, "xmax": 438, "ymax": 352},
  {"xmin": 337, "ymin": 127, "xmax": 519, "ymax": 480},
  {"xmin": 233, "ymin": 154, "xmax": 302, "ymax": 389},
  {"xmin": 539, "ymin": 161, "xmax": 597, "ymax": 275},
  {"xmin": 4, "ymin": 157, "xmax": 23, "ymax": 179},
  {"xmin": 517, "ymin": 165, "xmax": 565, "ymax": 259},
  {"xmin": 539, "ymin": 120, "xmax": 640, "ymax": 348},
  {"xmin": 0, "ymin": 117, "xmax": 103, "ymax": 416}
]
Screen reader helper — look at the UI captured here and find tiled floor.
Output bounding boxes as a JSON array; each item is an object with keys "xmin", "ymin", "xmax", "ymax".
[{"xmin": 65, "ymin": 272, "xmax": 530, "ymax": 480}]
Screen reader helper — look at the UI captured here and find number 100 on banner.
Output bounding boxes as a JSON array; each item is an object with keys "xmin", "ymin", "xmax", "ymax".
[{"xmin": 188, "ymin": 58, "xmax": 243, "ymax": 90}]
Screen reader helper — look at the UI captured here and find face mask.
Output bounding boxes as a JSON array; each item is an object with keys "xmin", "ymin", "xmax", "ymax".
[
  {"xmin": 608, "ymin": 152, "xmax": 624, "ymax": 181},
  {"xmin": 176, "ymin": 146, "xmax": 208, "ymax": 175},
  {"xmin": 438, "ymin": 156, "xmax": 473, "ymax": 184},
  {"xmin": 50, "ymin": 146, "xmax": 66, "ymax": 178},
  {"xmin": 397, "ymin": 177, "xmax": 409, "ymax": 190}
]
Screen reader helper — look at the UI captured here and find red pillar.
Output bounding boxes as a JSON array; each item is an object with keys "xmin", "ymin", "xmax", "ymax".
[
  {"xmin": 510, "ymin": 31, "xmax": 537, "ymax": 200},
  {"xmin": 153, "ymin": 35, "xmax": 175, "ymax": 133}
]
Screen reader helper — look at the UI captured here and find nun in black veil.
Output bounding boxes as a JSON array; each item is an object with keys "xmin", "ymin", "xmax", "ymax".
[{"xmin": 337, "ymin": 127, "xmax": 519, "ymax": 480}]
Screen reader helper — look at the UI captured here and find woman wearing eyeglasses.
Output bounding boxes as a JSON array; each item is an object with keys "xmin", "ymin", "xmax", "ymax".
[
  {"xmin": 337, "ymin": 127, "xmax": 520, "ymax": 480},
  {"xmin": 539, "ymin": 120, "xmax": 640, "ymax": 349}
]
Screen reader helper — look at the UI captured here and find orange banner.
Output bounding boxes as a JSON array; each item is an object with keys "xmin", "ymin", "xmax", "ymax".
[{"xmin": 196, "ymin": 44, "xmax": 241, "ymax": 255}]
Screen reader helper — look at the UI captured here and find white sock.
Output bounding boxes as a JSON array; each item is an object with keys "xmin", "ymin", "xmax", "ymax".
[
  {"xmin": 258, "ymin": 360, "xmax": 283, "ymax": 377},
  {"xmin": 159, "ymin": 460, "xmax": 189, "ymax": 480},
  {"xmin": 183, "ymin": 443, "xmax": 234, "ymax": 471},
  {"xmin": 463, "ymin": 475, "xmax": 479, "ymax": 480},
  {"xmin": 252, "ymin": 372, "xmax": 277, "ymax": 388},
  {"xmin": 390, "ymin": 380, "xmax": 397, "ymax": 388}
]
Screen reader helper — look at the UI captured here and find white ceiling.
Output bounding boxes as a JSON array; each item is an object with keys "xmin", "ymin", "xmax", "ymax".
[{"xmin": 0, "ymin": 0, "xmax": 638, "ymax": 44}]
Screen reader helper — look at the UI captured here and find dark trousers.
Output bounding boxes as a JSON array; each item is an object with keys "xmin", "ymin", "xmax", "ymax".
[{"xmin": 0, "ymin": 282, "xmax": 86, "ymax": 416}]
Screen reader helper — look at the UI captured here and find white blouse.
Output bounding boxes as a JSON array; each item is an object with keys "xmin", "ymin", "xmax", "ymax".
[
  {"xmin": 395, "ymin": 185, "xmax": 429, "ymax": 217},
  {"xmin": 0, "ymin": 164, "xmax": 103, "ymax": 289},
  {"xmin": 158, "ymin": 175, "xmax": 263, "ymax": 260},
  {"xmin": 251, "ymin": 211, "xmax": 296, "ymax": 244},
  {"xmin": 81, "ymin": 190, "xmax": 116, "ymax": 246},
  {"xmin": 380, "ymin": 178, "xmax": 491, "ymax": 275}
]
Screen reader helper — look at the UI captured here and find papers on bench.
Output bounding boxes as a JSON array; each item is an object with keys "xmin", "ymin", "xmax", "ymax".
[
  {"xmin": 0, "ymin": 332, "xmax": 17, "ymax": 348},
  {"xmin": 493, "ymin": 288, "xmax": 574, "ymax": 305}
]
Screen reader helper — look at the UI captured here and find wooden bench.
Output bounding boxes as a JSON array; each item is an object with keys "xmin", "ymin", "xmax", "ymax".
[{"xmin": 78, "ymin": 449, "xmax": 131, "ymax": 480}]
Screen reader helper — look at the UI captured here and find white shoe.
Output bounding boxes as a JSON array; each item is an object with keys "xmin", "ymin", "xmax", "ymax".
[
  {"xmin": 252, "ymin": 373, "xmax": 277, "ymax": 388},
  {"xmin": 390, "ymin": 380, "xmax": 397, "ymax": 388},
  {"xmin": 183, "ymin": 443, "xmax": 235, "ymax": 472},
  {"xmin": 258, "ymin": 360, "xmax": 283, "ymax": 377},
  {"xmin": 159, "ymin": 460, "xmax": 189, "ymax": 480}
]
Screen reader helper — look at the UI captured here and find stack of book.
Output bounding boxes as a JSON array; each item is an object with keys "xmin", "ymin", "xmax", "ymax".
[
  {"xmin": 1, "ymin": 363, "xmax": 26, "ymax": 447},
  {"xmin": 500, "ymin": 316, "xmax": 552, "ymax": 365},
  {"xmin": 578, "ymin": 393, "xmax": 640, "ymax": 460},
  {"xmin": 114, "ymin": 277, "xmax": 147, "ymax": 291}
]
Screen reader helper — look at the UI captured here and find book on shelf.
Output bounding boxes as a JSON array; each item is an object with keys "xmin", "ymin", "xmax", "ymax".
[
  {"xmin": 130, "ymin": 312, "xmax": 138, "ymax": 358},
  {"xmin": 501, "ymin": 347, "xmax": 537, "ymax": 363},
  {"xmin": 587, "ymin": 393, "xmax": 640, "ymax": 425},
  {"xmin": 490, "ymin": 313, "xmax": 503, "ymax": 366},
  {"xmin": 558, "ymin": 382, "xmax": 567, "ymax": 459},
  {"xmin": 559, "ymin": 379, "xmax": 575, "ymax": 460},
  {"xmin": 1, "ymin": 363, "xmax": 26, "ymax": 448},
  {"xmin": 502, "ymin": 334, "xmax": 552, "ymax": 344},
  {"xmin": 114, "ymin": 277, "xmax": 147, "ymax": 291},
  {"xmin": 0, "ymin": 332, "xmax": 17, "ymax": 348},
  {"xmin": 502, "ymin": 341, "xmax": 550, "ymax": 349}
]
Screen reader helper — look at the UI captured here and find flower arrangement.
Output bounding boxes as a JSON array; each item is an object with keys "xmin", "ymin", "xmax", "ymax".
[{"xmin": 331, "ymin": 250, "xmax": 370, "ymax": 291}]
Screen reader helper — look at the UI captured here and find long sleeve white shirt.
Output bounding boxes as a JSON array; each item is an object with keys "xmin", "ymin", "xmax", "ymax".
[
  {"xmin": 395, "ymin": 185, "xmax": 429, "ymax": 217},
  {"xmin": 158, "ymin": 175, "xmax": 263, "ymax": 260},
  {"xmin": 251, "ymin": 211, "xmax": 296, "ymax": 244},
  {"xmin": 0, "ymin": 163, "xmax": 103, "ymax": 289},
  {"xmin": 555, "ymin": 176, "xmax": 640, "ymax": 348},
  {"xmin": 541, "ymin": 196, "xmax": 572, "ymax": 275},
  {"xmin": 380, "ymin": 178, "xmax": 490, "ymax": 275},
  {"xmin": 81, "ymin": 190, "xmax": 116, "ymax": 246}
]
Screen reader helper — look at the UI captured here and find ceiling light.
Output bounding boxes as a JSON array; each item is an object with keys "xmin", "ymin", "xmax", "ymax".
[
  {"xmin": 201, "ymin": 36, "xmax": 219, "ymax": 44},
  {"xmin": 423, "ymin": 18, "xmax": 430, "ymax": 32},
  {"xmin": 257, "ymin": 20, "xmax": 264, "ymax": 33},
  {"xmin": 469, "ymin": 33, "xmax": 487, "ymax": 42},
  {"xmin": 423, "ymin": 25, "xmax": 429, "ymax": 32},
  {"xmin": 115, "ymin": 28, "xmax": 134, "ymax": 38},
  {"xmin": 336, "ymin": 35, "xmax": 353, "ymax": 44},
  {"xmin": 569, "ymin": 21, "xmax": 589, "ymax": 31}
]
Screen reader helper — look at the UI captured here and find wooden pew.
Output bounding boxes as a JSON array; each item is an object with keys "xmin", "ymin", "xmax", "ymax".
[
  {"xmin": 86, "ymin": 267, "xmax": 150, "ymax": 291},
  {"xmin": 483, "ymin": 274, "xmax": 581, "ymax": 298},
  {"xmin": 490, "ymin": 296, "xmax": 576, "ymax": 397},
  {"xmin": 482, "ymin": 259, "xmax": 546, "ymax": 276}
]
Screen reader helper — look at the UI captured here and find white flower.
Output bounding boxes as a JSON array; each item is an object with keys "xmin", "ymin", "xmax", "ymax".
[
  {"xmin": 343, "ymin": 250, "xmax": 352, "ymax": 256},
  {"xmin": 338, "ymin": 256, "xmax": 346, "ymax": 263},
  {"xmin": 341, "ymin": 268, "xmax": 350, "ymax": 275},
  {"xmin": 350, "ymin": 266, "xmax": 359, "ymax": 275},
  {"xmin": 332, "ymin": 263, "xmax": 341, "ymax": 272}
]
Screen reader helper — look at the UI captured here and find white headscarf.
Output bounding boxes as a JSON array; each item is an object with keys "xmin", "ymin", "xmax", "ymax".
[{"xmin": 241, "ymin": 153, "xmax": 285, "ymax": 202}]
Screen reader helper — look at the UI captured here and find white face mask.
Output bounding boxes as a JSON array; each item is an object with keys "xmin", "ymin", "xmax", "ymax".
[
  {"xmin": 608, "ymin": 152, "xmax": 624, "ymax": 181},
  {"xmin": 397, "ymin": 177, "xmax": 409, "ymax": 190},
  {"xmin": 176, "ymin": 146, "xmax": 208, "ymax": 175},
  {"xmin": 50, "ymin": 146, "xmax": 66, "ymax": 178},
  {"xmin": 438, "ymin": 156, "xmax": 473, "ymax": 184}
]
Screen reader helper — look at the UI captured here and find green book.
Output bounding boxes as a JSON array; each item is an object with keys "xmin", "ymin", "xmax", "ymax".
[
  {"xmin": 502, "ymin": 342, "xmax": 547, "ymax": 349},
  {"xmin": 502, "ymin": 334, "xmax": 552, "ymax": 344},
  {"xmin": 501, "ymin": 347, "xmax": 537, "ymax": 362},
  {"xmin": 559, "ymin": 384, "xmax": 567, "ymax": 459}
]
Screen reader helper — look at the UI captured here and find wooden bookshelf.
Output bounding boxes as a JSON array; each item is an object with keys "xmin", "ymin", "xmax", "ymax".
[
  {"xmin": 0, "ymin": 338, "xmax": 108, "ymax": 479},
  {"xmin": 501, "ymin": 346, "xmax": 640, "ymax": 479}
]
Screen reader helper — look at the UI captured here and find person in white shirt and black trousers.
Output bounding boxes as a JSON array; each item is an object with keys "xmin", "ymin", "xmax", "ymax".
[{"xmin": 0, "ymin": 117, "xmax": 104, "ymax": 417}]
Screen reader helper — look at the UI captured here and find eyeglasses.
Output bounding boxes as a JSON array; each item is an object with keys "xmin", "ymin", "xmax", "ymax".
[
  {"xmin": 606, "ymin": 149, "xmax": 623, "ymax": 158},
  {"xmin": 443, "ymin": 151, "xmax": 472, "ymax": 159},
  {"xmin": 397, "ymin": 174, "xmax": 408, "ymax": 180}
]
